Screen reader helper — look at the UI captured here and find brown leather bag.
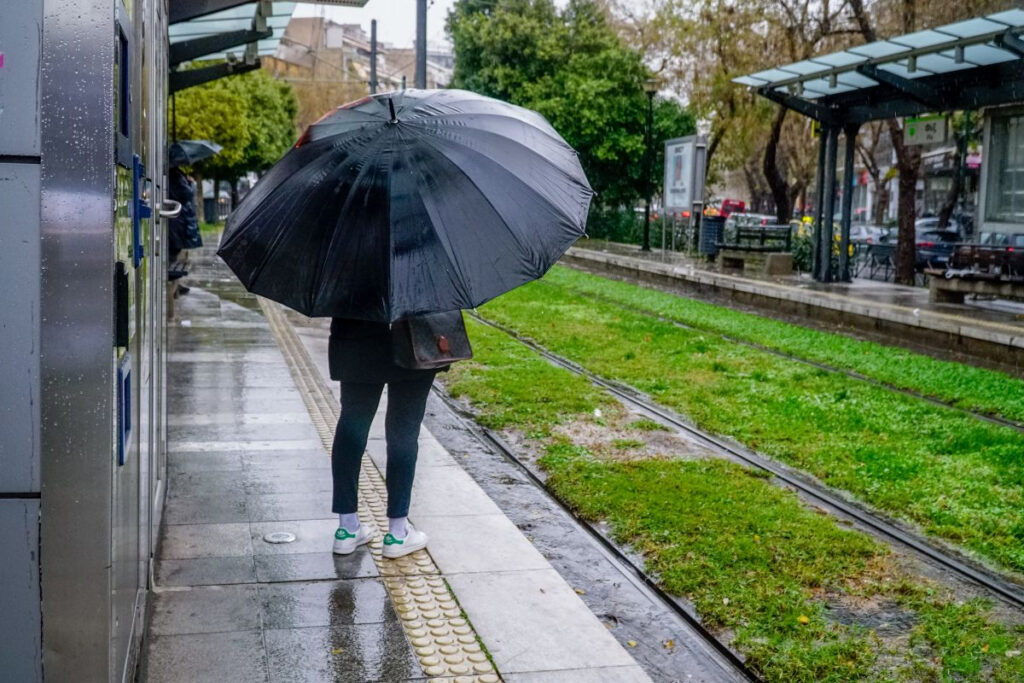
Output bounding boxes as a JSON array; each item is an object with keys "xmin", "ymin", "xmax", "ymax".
[{"xmin": 391, "ymin": 311, "xmax": 473, "ymax": 370}]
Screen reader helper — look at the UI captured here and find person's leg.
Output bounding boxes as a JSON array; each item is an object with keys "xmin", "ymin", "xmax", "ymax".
[
  {"xmin": 383, "ymin": 374, "xmax": 436, "ymax": 528},
  {"xmin": 332, "ymin": 382, "xmax": 385, "ymax": 521}
]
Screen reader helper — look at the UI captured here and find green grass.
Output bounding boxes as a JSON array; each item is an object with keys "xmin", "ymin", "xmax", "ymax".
[
  {"xmin": 475, "ymin": 281, "xmax": 1024, "ymax": 574},
  {"xmin": 544, "ymin": 265, "xmax": 1024, "ymax": 423},
  {"xmin": 441, "ymin": 318, "xmax": 1024, "ymax": 682}
]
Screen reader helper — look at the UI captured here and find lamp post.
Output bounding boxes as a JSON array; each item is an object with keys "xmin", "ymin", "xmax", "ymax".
[{"xmin": 641, "ymin": 78, "xmax": 659, "ymax": 252}]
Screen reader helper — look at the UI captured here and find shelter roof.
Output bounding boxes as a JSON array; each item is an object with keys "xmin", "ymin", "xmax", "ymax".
[
  {"xmin": 170, "ymin": 2, "xmax": 298, "ymax": 61},
  {"xmin": 734, "ymin": 10, "xmax": 1024, "ymax": 125}
]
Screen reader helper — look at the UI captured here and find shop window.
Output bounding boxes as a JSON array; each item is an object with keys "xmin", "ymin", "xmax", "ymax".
[{"xmin": 986, "ymin": 113, "xmax": 1024, "ymax": 224}]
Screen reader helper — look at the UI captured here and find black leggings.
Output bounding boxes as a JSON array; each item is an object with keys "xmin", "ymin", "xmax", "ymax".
[{"xmin": 331, "ymin": 376, "xmax": 435, "ymax": 519}]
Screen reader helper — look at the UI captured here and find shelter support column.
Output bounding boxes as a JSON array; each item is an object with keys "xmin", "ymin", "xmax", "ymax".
[
  {"xmin": 839, "ymin": 123, "xmax": 860, "ymax": 282},
  {"xmin": 816, "ymin": 125, "xmax": 839, "ymax": 282}
]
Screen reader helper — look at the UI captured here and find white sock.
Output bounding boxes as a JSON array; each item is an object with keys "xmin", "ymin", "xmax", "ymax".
[
  {"xmin": 388, "ymin": 517, "xmax": 408, "ymax": 538},
  {"xmin": 338, "ymin": 513, "xmax": 360, "ymax": 530}
]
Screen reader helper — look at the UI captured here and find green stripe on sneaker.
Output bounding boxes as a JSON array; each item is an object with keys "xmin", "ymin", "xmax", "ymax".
[
  {"xmin": 335, "ymin": 528, "xmax": 356, "ymax": 540},
  {"xmin": 383, "ymin": 533, "xmax": 403, "ymax": 546}
]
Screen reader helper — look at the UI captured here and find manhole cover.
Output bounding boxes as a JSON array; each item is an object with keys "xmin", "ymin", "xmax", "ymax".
[{"xmin": 263, "ymin": 531, "xmax": 296, "ymax": 544}]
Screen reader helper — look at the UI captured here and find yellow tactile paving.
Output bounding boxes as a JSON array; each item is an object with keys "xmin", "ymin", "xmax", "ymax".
[{"xmin": 260, "ymin": 298, "xmax": 501, "ymax": 682}]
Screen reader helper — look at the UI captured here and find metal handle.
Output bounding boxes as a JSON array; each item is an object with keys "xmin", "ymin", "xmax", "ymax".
[{"xmin": 158, "ymin": 199, "xmax": 182, "ymax": 219}]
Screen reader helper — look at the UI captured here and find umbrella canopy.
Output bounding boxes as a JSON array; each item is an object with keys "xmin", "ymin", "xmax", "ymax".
[
  {"xmin": 169, "ymin": 139, "xmax": 223, "ymax": 167},
  {"xmin": 217, "ymin": 89, "xmax": 593, "ymax": 321}
]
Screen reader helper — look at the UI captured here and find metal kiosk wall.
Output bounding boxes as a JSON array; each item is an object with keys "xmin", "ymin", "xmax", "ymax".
[{"xmin": 1, "ymin": 0, "xmax": 170, "ymax": 679}]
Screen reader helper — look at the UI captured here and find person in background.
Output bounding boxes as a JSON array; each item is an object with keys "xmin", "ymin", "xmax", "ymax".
[{"xmin": 167, "ymin": 164, "xmax": 201, "ymax": 295}]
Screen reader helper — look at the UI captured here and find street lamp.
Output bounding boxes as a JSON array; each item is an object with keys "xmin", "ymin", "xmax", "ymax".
[{"xmin": 641, "ymin": 77, "xmax": 659, "ymax": 252}]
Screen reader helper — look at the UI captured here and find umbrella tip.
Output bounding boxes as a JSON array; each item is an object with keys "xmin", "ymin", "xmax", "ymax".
[{"xmin": 388, "ymin": 96, "xmax": 398, "ymax": 124}]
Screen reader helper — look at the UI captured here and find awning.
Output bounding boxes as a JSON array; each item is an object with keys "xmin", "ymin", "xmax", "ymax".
[{"xmin": 734, "ymin": 9, "xmax": 1024, "ymax": 125}]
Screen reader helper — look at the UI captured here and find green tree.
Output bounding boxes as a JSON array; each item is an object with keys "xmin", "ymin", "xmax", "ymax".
[
  {"xmin": 173, "ymin": 68, "xmax": 298, "ymax": 211},
  {"xmin": 448, "ymin": 0, "xmax": 694, "ymax": 211}
]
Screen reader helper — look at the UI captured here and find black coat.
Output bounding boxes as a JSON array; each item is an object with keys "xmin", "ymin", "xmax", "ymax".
[{"xmin": 328, "ymin": 318, "xmax": 439, "ymax": 384}]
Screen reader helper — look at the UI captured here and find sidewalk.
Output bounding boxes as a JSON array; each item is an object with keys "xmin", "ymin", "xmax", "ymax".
[{"xmin": 141, "ymin": 252, "xmax": 657, "ymax": 682}]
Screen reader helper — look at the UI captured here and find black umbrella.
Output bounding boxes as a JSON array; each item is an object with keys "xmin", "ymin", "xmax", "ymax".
[
  {"xmin": 169, "ymin": 139, "xmax": 223, "ymax": 167},
  {"xmin": 217, "ymin": 89, "xmax": 593, "ymax": 322}
]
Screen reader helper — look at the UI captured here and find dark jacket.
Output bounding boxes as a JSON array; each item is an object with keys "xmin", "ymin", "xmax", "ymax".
[
  {"xmin": 168, "ymin": 167, "xmax": 201, "ymax": 251},
  {"xmin": 328, "ymin": 318, "xmax": 439, "ymax": 384}
]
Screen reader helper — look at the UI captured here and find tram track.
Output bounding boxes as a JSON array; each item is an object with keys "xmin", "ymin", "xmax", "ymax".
[
  {"xmin": 466, "ymin": 310, "xmax": 1024, "ymax": 614},
  {"xmin": 428, "ymin": 386, "xmax": 764, "ymax": 682},
  {"xmin": 547, "ymin": 281, "xmax": 1024, "ymax": 435}
]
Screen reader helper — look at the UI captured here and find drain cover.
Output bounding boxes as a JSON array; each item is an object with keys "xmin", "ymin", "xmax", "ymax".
[{"xmin": 263, "ymin": 531, "xmax": 296, "ymax": 544}]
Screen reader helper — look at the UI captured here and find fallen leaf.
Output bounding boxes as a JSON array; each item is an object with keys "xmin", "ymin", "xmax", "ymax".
[
  {"xmin": 722, "ymin": 597, "xmax": 730, "ymax": 605},
  {"xmin": 331, "ymin": 648, "xmax": 344, "ymax": 655},
  {"xmin": 627, "ymin": 640, "xmax": 638, "ymax": 648},
  {"xmin": 798, "ymin": 615, "xmax": 810, "ymax": 625},
  {"xmin": 663, "ymin": 639, "xmax": 675, "ymax": 650},
  {"xmin": 981, "ymin": 643, "xmax": 990, "ymax": 653},
  {"xmin": 575, "ymin": 588, "xmax": 586, "ymax": 595}
]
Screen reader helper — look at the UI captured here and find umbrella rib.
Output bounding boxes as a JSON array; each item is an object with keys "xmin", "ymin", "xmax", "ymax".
[
  {"xmin": 397, "ymin": 127, "xmax": 475, "ymax": 307},
  {"xmin": 308, "ymin": 131, "xmax": 396, "ymax": 315},
  {"xmin": 413, "ymin": 134, "xmax": 537, "ymax": 266}
]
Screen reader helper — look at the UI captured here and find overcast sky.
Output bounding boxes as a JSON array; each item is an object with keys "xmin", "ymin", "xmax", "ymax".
[{"xmin": 293, "ymin": 0, "xmax": 574, "ymax": 49}]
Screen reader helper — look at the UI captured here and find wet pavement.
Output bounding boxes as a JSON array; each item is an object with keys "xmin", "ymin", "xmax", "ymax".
[
  {"xmin": 144, "ymin": 247, "xmax": 731, "ymax": 682},
  {"xmin": 146, "ymin": 281, "xmax": 417, "ymax": 682}
]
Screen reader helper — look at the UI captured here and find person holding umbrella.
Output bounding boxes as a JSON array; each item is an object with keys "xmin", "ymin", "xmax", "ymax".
[{"xmin": 218, "ymin": 89, "xmax": 593, "ymax": 558}]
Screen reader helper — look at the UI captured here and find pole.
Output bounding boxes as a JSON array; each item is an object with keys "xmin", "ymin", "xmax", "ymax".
[
  {"xmin": 172, "ymin": 92, "xmax": 177, "ymax": 142},
  {"xmin": 819, "ymin": 125, "xmax": 840, "ymax": 282},
  {"xmin": 369, "ymin": 19, "xmax": 378, "ymax": 94},
  {"xmin": 415, "ymin": 0, "xmax": 427, "ymax": 88},
  {"xmin": 958, "ymin": 110, "xmax": 971, "ymax": 236},
  {"xmin": 812, "ymin": 125, "xmax": 827, "ymax": 278},
  {"xmin": 839, "ymin": 124, "xmax": 859, "ymax": 282},
  {"xmin": 642, "ymin": 90, "xmax": 654, "ymax": 251}
]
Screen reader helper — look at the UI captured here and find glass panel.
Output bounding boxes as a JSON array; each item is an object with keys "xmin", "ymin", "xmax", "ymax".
[
  {"xmin": 915, "ymin": 53, "xmax": 974, "ymax": 74},
  {"xmin": 986, "ymin": 113, "xmax": 1024, "ymax": 224},
  {"xmin": 811, "ymin": 51, "xmax": 866, "ymax": 67},
  {"xmin": 749, "ymin": 68, "xmax": 804, "ymax": 83},
  {"xmin": 941, "ymin": 44, "xmax": 1018, "ymax": 66},
  {"xmin": 733, "ymin": 76, "xmax": 768, "ymax": 87},
  {"xmin": 849, "ymin": 41, "xmax": 909, "ymax": 59},
  {"xmin": 891, "ymin": 29, "xmax": 954, "ymax": 48},
  {"xmin": 776, "ymin": 60, "xmax": 830, "ymax": 76},
  {"xmin": 878, "ymin": 61, "xmax": 933, "ymax": 80},
  {"xmin": 836, "ymin": 72, "xmax": 877, "ymax": 88},
  {"xmin": 934, "ymin": 18, "xmax": 1004, "ymax": 38},
  {"xmin": 987, "ymin": 9, "xmax": 1024, "ymax": 28}
]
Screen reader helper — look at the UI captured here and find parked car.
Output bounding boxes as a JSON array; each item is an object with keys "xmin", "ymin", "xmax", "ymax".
[
  {"xmin": 848, "ymin": 224, "xmax": 886, "ymax": 244},
  {"xmin": 720, "ymin": 198, "xmax": 746, "ymax": 217},
  {"xmin": 915, "ymin": 216, "xmax": 962, "ymax": 237},
  {"xmin": 915, "ymin": 229, "xmax": 960, "ymax": 270}
]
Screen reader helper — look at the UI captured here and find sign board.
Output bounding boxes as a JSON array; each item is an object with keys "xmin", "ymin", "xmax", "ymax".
[
  {"xmin": 663, "ymin": 135, "xmax": 707, "ymax": 213},
  {"xmin": 904, "ymin": 115, "xmax": 947, "ymax": 146}
]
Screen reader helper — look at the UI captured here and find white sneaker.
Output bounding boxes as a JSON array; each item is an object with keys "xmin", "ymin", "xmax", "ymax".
[
  {"xmin": 332, "ymin": 524, "xmax": 375, "ymax": 555},
  {"xmin": 382, "ymin": 523, "xmax": 429, "ymax": 559}
]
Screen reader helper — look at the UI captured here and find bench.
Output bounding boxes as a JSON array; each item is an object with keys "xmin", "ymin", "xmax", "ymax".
[
  {"xmin": 925, "ymin": 244, "xmax": 1024, "ymax": 303},
  {"xmin": 717, "ymin": 226, "xmax": 793, "ymax": 275}
]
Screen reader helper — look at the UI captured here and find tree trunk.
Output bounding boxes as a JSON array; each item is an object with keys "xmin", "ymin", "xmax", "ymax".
[
  {"xmin": 887, "ymin": 118, "xmax": 920, "ymax": 284},
  {"xmin": 193, "ymin": 171, "xmax": 205, "ymax": 223},
  {"xmin": 895, "ymin": 150, "xmax": 920, "ymax": 284},
  {"xmin": 230, "ymin": 178, "xmax": 240, "ymax": 210},
  {"xmin": 874, "ymin": 183, "xmax": 890, "ymax": 227},
  {"xmin": 763, "ymin": 106, "xmax": 793, "ymax": 225},
  {"xmin": 938, "ymin": 142, "xmax": 963, "ymax": 230}
]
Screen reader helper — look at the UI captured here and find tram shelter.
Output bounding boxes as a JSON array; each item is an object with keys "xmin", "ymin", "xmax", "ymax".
[{"xmin": 734, "ymin": 9, "xmax": 1024, "ymax": 282}]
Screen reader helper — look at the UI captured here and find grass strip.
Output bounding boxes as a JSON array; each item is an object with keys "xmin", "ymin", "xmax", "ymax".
[
  {"xmin": 442, "ymin": 319, "xmax": 1024, "ymax": 682},
  {"xmin": 546, "ymin": 265, "xmax": 1024, "ymax": 423},
  {"xmin": 475, "ymin": 281, "xmax": 1024, "ymax": 574}
]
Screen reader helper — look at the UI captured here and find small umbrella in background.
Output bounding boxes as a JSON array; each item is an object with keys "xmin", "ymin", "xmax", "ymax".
[
  {"xmin": 169, "ymin": 139, "xmax": 223, "ymax": 167},
  {"xmin": 217, "ymin": 88, "xmax": 593, "ymax": 322}
]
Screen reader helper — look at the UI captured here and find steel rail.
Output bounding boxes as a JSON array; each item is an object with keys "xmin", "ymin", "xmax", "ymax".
[
  {"xmin": 549, "ymin": 281, "xmax": 1024, "ymax": 435},
  {"xmin": 429, "ymin": 387, "xmax": 764, "ymax": 683},
  {"xmin": 467, "ymin": 311, "xmax": 1024, "ymax": 612}
]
